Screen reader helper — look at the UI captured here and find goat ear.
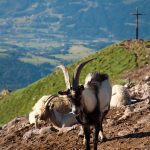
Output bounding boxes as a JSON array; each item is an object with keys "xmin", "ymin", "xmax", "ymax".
[
  {"xmin": 58, "ymin": 91, "xmax": 63, "ymax": 95},
  {"xmin": 58, "ymin": 91, "xmax": 68, "ymax": 95}
]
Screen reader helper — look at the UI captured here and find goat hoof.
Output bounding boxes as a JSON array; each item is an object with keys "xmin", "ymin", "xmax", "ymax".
[
  {"xmin": 99, "ymin": 136, "xmax": 107, "ymax": 143},
  {"xmin": 102, "ymin": 136, "xmax": 107, "ymax": 142},
  {"xmin": 83, "ymin": 137, "xmax": 86, "ymax": 145}
]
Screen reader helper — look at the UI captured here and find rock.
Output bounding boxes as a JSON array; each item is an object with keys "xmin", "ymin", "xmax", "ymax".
[
  {"xmin": 110, "ymin": 85, "xmax": 131, "ymax": 108},
  {"xmin": 145, "ymin": 99, "xmax": 150, "ymax": 104},
  {"xmin": 2, "ymin": 116, "xmax": 28, "ymax": 130},
  {"xmin": 118, "ymin": 130, "xmax": 130, "ymax": 137},
  {"xmin": 137, "ymin": 114, "xmax": 150, "ymax": 125},
  {"xmin": 144, "ymin": 75, "xmax": 150, "ymax": 82},
  {"xmin": 23, "ymin": 128, "xmax": 40, "ymax": 140},
  {"xmin": 118, "ymin": 106, "xmax": 132, "ymax": 121},
  {"xmin": 106, "ymin": 119, "xmax": 115, "ymax": 126},
  {"xmin": 23, "ymin": 126, "xmax": 53, "ymax": 140},
  {"xmin": 129, "ymin": 75, "xmax": 150, "ymax": 100},
  {"xmin": 0, "ymin": 89, "xmax": 11, "ymax": 97},
  {"xmin": 124, "ymin": 106, "xmax": 132, "ymax": 115},
  {"xmin": 39, "ymin": 126, "xmax": 52, "ymax": 134}
]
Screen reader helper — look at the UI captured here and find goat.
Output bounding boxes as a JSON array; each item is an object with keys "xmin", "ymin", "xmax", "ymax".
[
  {"xmin": 29, "ymin": 94, "xmax": 78, "ymax": 133},
  {"xmin": 40, "ymin": 95, "xmax": 79, "ymax": 133},
  {"xmin": 58, "ymin": 58, "xmax": 112, "ymax": 150}
]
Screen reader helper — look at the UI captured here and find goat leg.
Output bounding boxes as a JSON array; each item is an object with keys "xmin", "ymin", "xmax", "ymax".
[
  {"xmin": 83, "ymin": 125, "xmax": 90, "ymax": 150},
  {"xmin": 52, "ymin": 125, "xmax": 78, "ymax": 135},
  {"xmin": 35, "ymin": 115, "xmax": 39, "ymax": 128},
  {"xmin": 93, "ymin": 123, "xmax": 100, "ymax": 150},
  {"xmin": 99, "ymin": 111, "xmax": 109, "ymax": 142},
  {"xmin": 78, "ymin": 126, "xmax": 84, "ymax": 137},
  {"xmin": 98, "ymin": 121, "xmax": 104, "ymax": 142},
  {"xmin": 58, "ymin": 125, "xmax": 78, "ymax": 135}
]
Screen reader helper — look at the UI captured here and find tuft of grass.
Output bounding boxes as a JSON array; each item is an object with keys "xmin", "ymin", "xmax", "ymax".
[{"xmin": 0, "ymin": 40, "xmax": 149, "ymax": 125}]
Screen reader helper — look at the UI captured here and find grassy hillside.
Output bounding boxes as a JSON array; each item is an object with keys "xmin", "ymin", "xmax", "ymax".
[{"xmin": 0, "ymin": 40, "xmax": 150, "ymax": 125}]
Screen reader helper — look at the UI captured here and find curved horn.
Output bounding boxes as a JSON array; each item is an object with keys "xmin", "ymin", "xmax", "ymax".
[
  {"xmin": 72, "ymin": 58, "xmax": 97, "ymax": 90},
  {"xmin": 44, "ymin": 95, "xmax": 57, "ymax": 107},
  {"xmin": 57, "ymin": 65, "xmax": 71, "ymax": 90}
]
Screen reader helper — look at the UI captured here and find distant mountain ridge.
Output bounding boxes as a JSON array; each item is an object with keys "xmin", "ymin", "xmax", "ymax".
[{"xmin": 0, "ymin": 0, "xmax": 150, "ymax": 90}]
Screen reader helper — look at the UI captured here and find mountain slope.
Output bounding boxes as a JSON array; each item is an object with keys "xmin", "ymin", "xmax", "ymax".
[{"xmin": 0, "ymin": 40, "xmax": 150, "ymax": 125}]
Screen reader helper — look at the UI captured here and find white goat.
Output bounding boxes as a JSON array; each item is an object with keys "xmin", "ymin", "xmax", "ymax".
[
  {"xmin": 58, "ymin": 58, "xmax": 112, "ymax": 150},
  {"xmin": 40, "ymin": 95, "xmax": 78, "ymax": 133},
  {"xmin": 110, "ymin": 85, "xmax": 131, "ymax": 107},
  {"xmin": 29, "ymin": 95, "xmax": 78, "ymax": 133}
]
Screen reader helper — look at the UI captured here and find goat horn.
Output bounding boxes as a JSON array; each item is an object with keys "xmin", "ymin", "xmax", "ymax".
[
  {"xmin": 44, "ymin": 95, "xmax": 57, "ymax": 107},
  {"xmin": 72, "ymin": 58, "xmax": 97, "ymax": 90},
  {"xmin": 57, "ymin": 65, "xmax": 71, "ymax": 90}
]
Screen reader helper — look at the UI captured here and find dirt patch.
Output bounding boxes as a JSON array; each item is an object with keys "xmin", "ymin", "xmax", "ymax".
[
  {"xmin": 0, "ymin": 98, "xmax": 150, "ymax": 150},
  {"xmin": 123, "ymin": 64, "xmax": 150, "ymax": 82}
]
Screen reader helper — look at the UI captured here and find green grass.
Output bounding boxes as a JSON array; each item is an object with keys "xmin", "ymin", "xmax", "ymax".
[{"xmin": 0, "ymin": 40, "xmax": 149, "ymax": 125}]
